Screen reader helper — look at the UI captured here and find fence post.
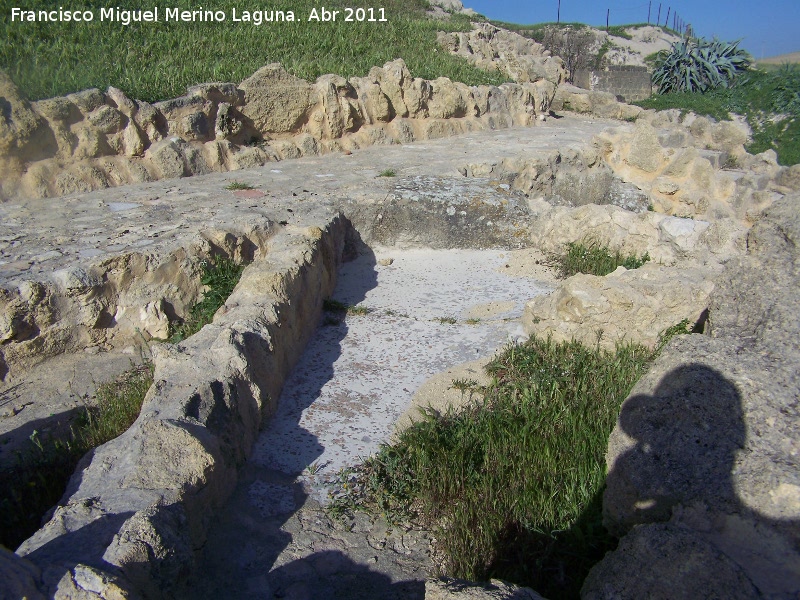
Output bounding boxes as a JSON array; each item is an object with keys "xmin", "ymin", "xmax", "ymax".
[
  {"xmin": 657, "ymin": 4, "xmax": 661, "ymax": 26},
  {"xmin": 665, "ymin": 7, "xmax": 670, "ymax": 28},
  {"xmin": 606, "ymin": 8, "xmax": 610, "ymax": 32},
  {"xmin": 557, "ymin": 0, "xmax": 561, "ymax": 24}
]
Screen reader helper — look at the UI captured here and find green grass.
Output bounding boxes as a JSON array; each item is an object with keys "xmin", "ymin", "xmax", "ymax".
[
  {"xmin": 636, "ymin": 66, "xmax": 800, "ymax": 165},
  {"xmin": 330, "ymin": 333, "xmax": 671, "ymax": 599},
  {"xmin": 323, "ymin": 298, "xmax": 370, "ymax": 315},
  {"xmin": 377, "ymin": 169, "xmax": 397, "ymax": 177},
  {"xmin": 0, "ymin": 362, "xmax": 154, "ymax": 550},
  {"xmin": 552, "ymin": 241, "xmax": 650, "ymax": 278},
  {"xmin": 225, "ymin": 181, "xmax": 255, "ymax": 191},
  {"xmin": 169, "ymin": 256, "xmax": 247, "ymax": 343},
  {"xmin": 0, "ymin": 0, "xmax": 506, "ymax": 102}
]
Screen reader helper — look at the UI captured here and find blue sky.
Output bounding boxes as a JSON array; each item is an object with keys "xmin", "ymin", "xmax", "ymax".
[{"xmin": 464, "ymin": 0, "xmax": 800, "ymax": 59}]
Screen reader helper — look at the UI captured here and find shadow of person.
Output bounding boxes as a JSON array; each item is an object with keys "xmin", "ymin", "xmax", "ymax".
[
  {"xmin": 592, "ymin": 362, "xmax": 800, "ymax": 598},
  {"xmin": 604, "ymin": 364, "xmax": 746, "ymax": 532}
]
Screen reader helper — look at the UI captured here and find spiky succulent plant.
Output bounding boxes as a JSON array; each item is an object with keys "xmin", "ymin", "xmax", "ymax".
[{"xmin": 652, "ymin": 37, "xmax": 752, "ymax": 94}]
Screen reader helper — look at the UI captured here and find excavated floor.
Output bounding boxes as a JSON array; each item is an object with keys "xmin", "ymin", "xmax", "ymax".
[{"xmin": 187, "ymin": 245, "xmax": 554, "ymax": 599}]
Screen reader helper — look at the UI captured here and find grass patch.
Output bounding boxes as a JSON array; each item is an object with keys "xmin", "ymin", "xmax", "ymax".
[
  {"xmin": 552, "ymin": 241, "xmax": 650, "ymax": 278},
  {"xmin": 0, "ymin": 362, "xmax": 154, "ymax": 550},
  {"xmin": 169, "ymin": 256, "xmax": 247, "ymax": 343},
  {"xmin": 435, "ymin": 316, "xmax": 458, "ymax": 324},
  {"xmin": 323, "ymin": 298, "xmax": 370, "ymax": 315},
  {"xmin": 636, "ymin": 66, "xmax": 800, "ymax": 165},
  {"xmin": 377, "ymin": 169, "xmax": 397, "ymax": 177},
  {"xmin": 225, "ymin": 181, "xmax": 255, "ymax": 191},
  {"xmin": 0, "ymin": 0, "xmax": 506, "ymax": 102},
  {"xmin": 605, "ymin": 25, "xmax": 634, "ymax": 40},
  {"xmin": 330, "ymin": 334, "xmax": 666, "ymax": 599}
]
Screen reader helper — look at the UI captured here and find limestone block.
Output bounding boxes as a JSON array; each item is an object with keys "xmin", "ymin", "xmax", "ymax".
[
  {"xmin": 145, "ymin": 138, "xmax": 187, "ymax": 179},
  {"xmin": 240, "ymin": 63, "xmax": 316, "ymax": 134},
  {"xmin": 132, "ymin": 100, "xmax": 165, "ymax": 143},
  {"xmin": 522, "ymin": 263, "xmax": 715, "ymax": 350},
  {"xmin": 370, "ymin": 58, "xmax": 413, "ymax": 118},
  {"xmin": 120, "ymin": 121, "xmax": 146, "ymax": 157},
  {"xmin": 87, "ymin": 105, "xmax": 126, "ymax": 135},
  {"xmin": 360, "ymin": 82, "xmax": 392, "ymax": 123},
  {"xmin": 711, "ymin": 119, "xmax": 749, "ymax": 151},
  {"xmin": 428, "ymin": 78, "xmax": 472, "ymax": 119},
  {"xmin": 625, "ymin": 121, "xmax": 666, "ymax": 173},
  {"xmin": 186, "ymin": 82, "xmax": 244, "ymax": 106},
  {"xmin": 107, "ymin": 86, "xmax": 137, "ymax": 117},
  {"xmin": 0, "ymin": 71, "xmax": 54, "ymax": 161},
  {"xmin": 552, "ymin": 85, "xmax": 592, "ymax": 113},
  {"xmin": 314, "ymin": 74, "xmax": 360, "ymax": 139},
  {"xmin": 53, "ymin": 564, "xmax": 140, "ymax": 600},
  {"xmin": 66, "ymin": 88, "xmax": 106, "ymax": 115},
  {"xmin": 54, "ymin": 164, "xmax": 109, "ymax": 195}
]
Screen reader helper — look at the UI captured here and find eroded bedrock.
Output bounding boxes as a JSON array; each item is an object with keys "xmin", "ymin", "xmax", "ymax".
[
  {"xmin": 2, "ymin": 120, "xmax": 598, "ymax": 598},
  {"xmin": 3, "ymin": 115, "xmax": 799, "ymax": 599}
]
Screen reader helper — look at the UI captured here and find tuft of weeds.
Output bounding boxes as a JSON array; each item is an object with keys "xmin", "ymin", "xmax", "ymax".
[
  {"xmin": 328, "ymin": 320, "xmax": 696, "ymax": 598},
  {"xmin": 465, "ymin": 317, "xmax": 481, "ymax": 325},
  {"xmin": 552, "ymin": 241, "xmax": 650, "ymax": 278},
  {"xmin": 435, "ymin": 316, "xmax": 458, "ymax": 324},
  {"xmin": 225, "ymin": 181, "xmax": 255, "ymax": 191},
  {"xmin": 0, "ymin": 362, "xmax": 154, "ymax": 550},
  {"xmin": 323, "ymin": 298, "xmax": 370, "ymax": 316},
  {"xmin": 169, "ymin": 256, "xmax": 247, "ymax": 343},
  {"xmin": 450, "ymin": 378, "xmax": 479, "ymax": 392},
  {"xmin": 377, "ymin": 169, "xmax": 397, "ymax": 177}
]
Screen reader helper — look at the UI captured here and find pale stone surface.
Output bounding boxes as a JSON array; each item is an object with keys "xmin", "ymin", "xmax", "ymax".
[
  {"xmin": 528, "ymin": 202, "xmax": 746, "ymax": 266},
  {"xmin": 522, "ymin": 263, "xmax": 716, "ymax": 350}
]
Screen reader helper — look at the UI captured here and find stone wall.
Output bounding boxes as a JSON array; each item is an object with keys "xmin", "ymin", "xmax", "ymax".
[
  {"xmin": 573, "ymin": 65, "xmax": 652, "ymax": 103},
  {"xmin": 0, "ymin": 58, "xmax": 560, "ymax": 202},
  {"xmin": 8, "ymin": 207, "xmax": 354, "ymax": 599}
]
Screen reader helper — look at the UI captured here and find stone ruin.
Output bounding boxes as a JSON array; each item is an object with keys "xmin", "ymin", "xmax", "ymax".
[{"xmin": 1, "ymin": 20, "xmax": 799, "ymax": 600}]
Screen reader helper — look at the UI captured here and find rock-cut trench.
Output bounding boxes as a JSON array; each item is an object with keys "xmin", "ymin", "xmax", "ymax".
[{"xmin": 186, "ymin": 245, "xmax": 554, "ymax": 599}]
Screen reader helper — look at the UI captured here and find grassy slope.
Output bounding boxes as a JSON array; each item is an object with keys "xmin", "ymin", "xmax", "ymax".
[{"xmin": 0, "ymin": 0, "xmax": 506, "ymax": 102}]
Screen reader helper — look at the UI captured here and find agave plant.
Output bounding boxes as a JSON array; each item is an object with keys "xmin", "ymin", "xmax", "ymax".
[{"xmin": 652, "ymin": 37, "xmax": 752, "ymax": 94}]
